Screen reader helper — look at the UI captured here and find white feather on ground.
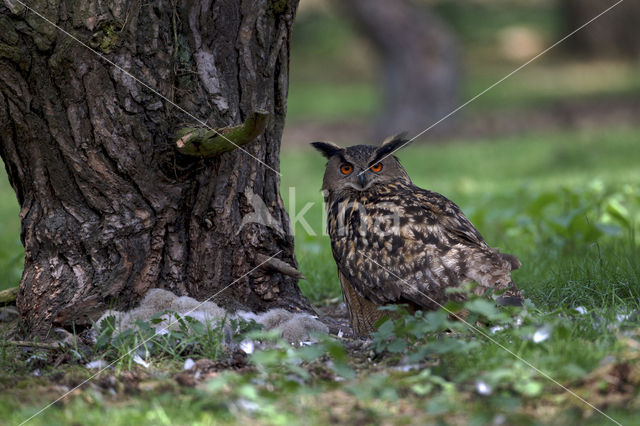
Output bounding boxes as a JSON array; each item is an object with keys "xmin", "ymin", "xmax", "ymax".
[{"xmin": 96, "ymin": 288, "xmax": 328, "ymax": 343}]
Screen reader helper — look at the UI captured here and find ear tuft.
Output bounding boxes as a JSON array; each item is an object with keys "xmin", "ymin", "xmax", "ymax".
[
  {"xmin": 374, "ymin": 132, "xmax": 409, "ymax": 160},
  {"xmin": 381, "ymin": 132, "xmax": 408, "ymax": 147},
  {"xmin": 311, "ymin": 141, "xmax": 343, "ymax": 159}
]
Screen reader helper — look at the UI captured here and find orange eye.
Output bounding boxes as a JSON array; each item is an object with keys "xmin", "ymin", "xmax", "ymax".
[
  {"xmin": 340, "ymin": 163, "xmax": 353, "ymax": 175},
  {"xmin": 370, "ymin": 162, "xmax": 383, "ymax": 173}
]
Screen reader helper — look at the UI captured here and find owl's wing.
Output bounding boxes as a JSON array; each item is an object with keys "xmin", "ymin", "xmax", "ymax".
[
  {"xmin": 412, "ymin": 188, "xmax": 488, "ymax": 248},
  {"xmin": 333, "ymin": 242, "xmax": 455, "ymax": 310},
  {"xmin": 415, "ymin": 189, "xmax": 521, "ymax": 271},
  {"xmin": 330, "ymin": 186, "xmax": 494, "ymax": 309}
]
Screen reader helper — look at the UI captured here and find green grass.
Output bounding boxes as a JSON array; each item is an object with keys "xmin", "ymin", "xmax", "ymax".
[
  {"xmin": 0, "ymin": 123, "xmax": 638, "ymax": 426},
  {"xmin": 0, "ymin": 389, "xmax": 238, "ymax": 425},
  {"xmin": 464, "ymin": 60, "xmax": 640, "ymax": 111},
  {"xmin": 282, "ymin": 125, "xmax": 640, "ymax": 309},
  {"xmin": 286, "ymin": 81, "xmax": 380, "ymax": 123},
  {"xmin": 0, "ymin": 166, "xmax": 21, "ymax": 291}
]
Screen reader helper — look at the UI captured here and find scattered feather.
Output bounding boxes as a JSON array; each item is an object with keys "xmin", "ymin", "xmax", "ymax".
[
  {"xmin": 476, "ymin": 380, "xmax": 492, "ymax": 395},
  {"xmin": 236, "ymin": 398, "xmax": 260, "ymax": 413},
  {"xmin": 490, "ymin": 325, "xmax": 505, "ymax": 334},
  {"xmin": 184, "ymin": 358, "xmax": 195, "ymax": 371},
  {"xmin": 616, "ymin": 313, "xmax": 630, "ymax": 323},
  {"xmin": 133, "ymin": 354, "xmax": 150, "ymax": 368},
  {"xmin": 532, "ymin": 326, "xmax": 551, "ymax": 343},
  {"xmin": 392, "ymin": 364, "xmax": 420, "ymax": 372},
  {"xmin": 240, "ymin": 340, "xmax": 255, "ymax": 354},
  {"xmin": 26, "ymin": 353, "xmax": 47, "ymax": 364},
  {"xmin": 94, "ymin": 288, "xmax": 328, "ymax": 344},
  {"xmin": 85, "ymin": 359, "xmax": 109, "ymax": 369}
]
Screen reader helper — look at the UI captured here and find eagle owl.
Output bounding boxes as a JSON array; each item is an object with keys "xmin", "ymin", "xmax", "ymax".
[{"xmin": 312, "ymin": 136, "xmax": 522, "ymax": 336}]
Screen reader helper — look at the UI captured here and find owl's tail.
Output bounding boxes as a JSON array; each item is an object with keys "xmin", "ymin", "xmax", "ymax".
[
  {"xmin": 496, "ymin": 253, "xmax": 523, "ymax": 306},
  {"xmin": 499, "ymin": 253, "xmax": 521, "ymax": 271},
  {"xmin": 472, "ymin": 250, "xmax": 523, "ymax": 306},
  {"xmin": 496, "ymin": 283, "xmax": 524, "ymax": 307}
]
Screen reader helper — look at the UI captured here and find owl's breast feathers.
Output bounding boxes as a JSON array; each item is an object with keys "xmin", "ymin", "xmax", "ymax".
[{"xmin": 327, "ymin": 182, "xmax": 521, "ymax": 310}]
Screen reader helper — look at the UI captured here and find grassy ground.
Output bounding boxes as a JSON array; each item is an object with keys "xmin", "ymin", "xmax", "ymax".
[
  {"xmin": 1, "ymin": 125, "xmax": 639, "ymax": 425},
  {"xmin": 1, "ymin": 3, "xmax": 639, "ymax": 423}
]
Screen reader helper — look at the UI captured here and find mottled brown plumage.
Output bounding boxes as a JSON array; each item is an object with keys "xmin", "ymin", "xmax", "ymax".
[{"xmin": 312, "ymin": 136, "xmax": 523, "ymax": 336}]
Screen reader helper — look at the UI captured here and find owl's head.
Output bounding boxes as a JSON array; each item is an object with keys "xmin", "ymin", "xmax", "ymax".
[{"xmin": 311, "ymin": 134, "xmax": 412, "ymax": 195}]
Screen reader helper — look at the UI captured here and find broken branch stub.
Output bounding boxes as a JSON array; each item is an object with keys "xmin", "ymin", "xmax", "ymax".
[
  {"xmin": 256, "ymin": 253, "xmax": 305, "ymax": 280},
  {"xmin": 175, "ymin": 111, "xmax": 270, "ymax": 157},
  {"xmin": 0, "ymin": 286, "xmax": 18, "ymax": 306}
]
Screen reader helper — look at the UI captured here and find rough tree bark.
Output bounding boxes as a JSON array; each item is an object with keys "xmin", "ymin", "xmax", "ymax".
[
  {"xmin": 341, "ymin": 0, "xmax": 460, "ymax": 139},
  {"xmin": 0, "ymin": 0, "xmax": 311, "ymax": 335}
]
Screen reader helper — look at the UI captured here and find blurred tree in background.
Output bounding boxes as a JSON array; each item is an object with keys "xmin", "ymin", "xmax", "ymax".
[
  {"xmin": 562, "ymin": 0, "xmax": 640, "ymax": 58},
  {"xmin": 341, "ymin": 0, "xmax": 460, "ymax": 138},
  {"xmin": 285, "ymin": 0, "xmax": 639, "ymax": 146}
]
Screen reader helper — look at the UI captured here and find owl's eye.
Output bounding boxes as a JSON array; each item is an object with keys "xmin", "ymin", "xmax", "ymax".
[
  {"xmin": 340, "ymin": 163, "xmax": 353, "ymax": 175},
  {"xmin": 370, "ymin": 162, "xmax": 383, "ymax": 173}
]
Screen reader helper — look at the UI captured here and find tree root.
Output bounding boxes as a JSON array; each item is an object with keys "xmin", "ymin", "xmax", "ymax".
[{"xmin": 3, "ymin": 340, "xmax": 63, "ymax": 350}]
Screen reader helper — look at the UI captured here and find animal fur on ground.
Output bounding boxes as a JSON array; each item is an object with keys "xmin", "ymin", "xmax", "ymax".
[{"xmin": 96, "ymin": 289, "xmax": 328, "ymax": 343}]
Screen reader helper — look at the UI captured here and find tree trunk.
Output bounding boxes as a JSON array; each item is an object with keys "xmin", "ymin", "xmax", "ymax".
[
  {"xmin": 561, "ymin": 0, "xmax": 640, "ymax": 58},
  {"xmin": 0, "ymin": 0, "xmax": 311, "ymax": 335},
  {"xmin": 341, "ymin": 0, "xmax": 460, "ymax": 139}
]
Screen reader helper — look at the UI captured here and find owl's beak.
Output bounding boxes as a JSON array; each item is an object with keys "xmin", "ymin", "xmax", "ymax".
[{"xmin": 358, "ymin": 172, "xmax": 367, "ymax": 189}]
